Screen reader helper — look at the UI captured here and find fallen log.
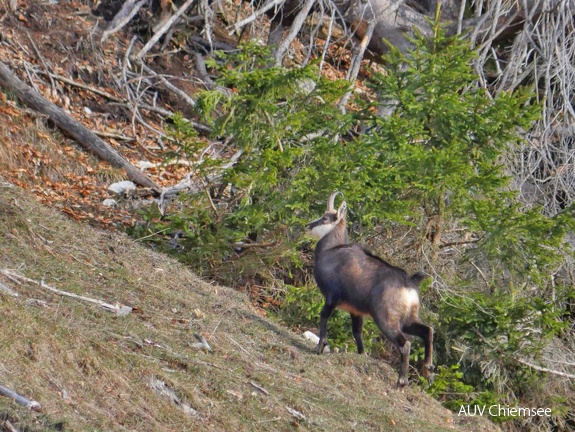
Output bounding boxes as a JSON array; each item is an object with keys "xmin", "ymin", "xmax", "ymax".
[
  {"xmin": 0, "ymin": 384, "xmax": 41, "ymax": 411},
  {"xmin": 0, "ymin": 60, "xmax": 159, "ymax": 192}
]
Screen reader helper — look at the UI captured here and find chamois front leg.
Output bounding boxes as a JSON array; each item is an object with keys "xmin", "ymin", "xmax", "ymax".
[
  {"xmin": 351, "ymin": 314, "xmax": 365, "ymax": 354},
  {"xmin": 316, "ymin": 302, "xmax": 336, "ymax": 354}
]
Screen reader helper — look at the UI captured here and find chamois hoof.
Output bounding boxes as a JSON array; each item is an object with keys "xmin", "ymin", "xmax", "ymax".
[
  {"xmin": 315, "ymin": 341, "xmax": 329, "ymax": 354},
  {"xmin": 396, "ymin": 376, "xmax": 409, "ymax": 388},
  {"xmin": 423, "ymin": 365, "xmax": 435, "ymax": 384}
]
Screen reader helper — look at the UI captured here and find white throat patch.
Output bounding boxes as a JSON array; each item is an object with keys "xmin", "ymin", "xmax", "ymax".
[{"xmin": 309, "ymin": 223, "xmax": 336, "ymax": 240}]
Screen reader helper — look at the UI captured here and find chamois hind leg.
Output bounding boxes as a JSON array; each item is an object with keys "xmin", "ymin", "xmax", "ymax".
[
  {"xmin": 373, "ymin": 316, "xmax": 411, "ymax": 387},
  {"xmin": 403, "ymin": 322, "xmax": 434, "ymax": 382},
  {"xmin": 350, "ymin": 314, "xmax": 365, "ymax": 354},
  {"xmin": 316, "ymin": 302, "xmax": 336, "ymax": 354}
]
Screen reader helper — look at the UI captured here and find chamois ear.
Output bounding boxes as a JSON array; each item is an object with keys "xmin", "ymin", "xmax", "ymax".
[{"xmin": 336, "ymin": 201, "xmax": 347, "ymax": 221}]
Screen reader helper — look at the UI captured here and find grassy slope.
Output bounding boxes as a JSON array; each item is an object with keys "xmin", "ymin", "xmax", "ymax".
[{"xmin": 0, "ymin": 185, "xmax": 498, "ymax": 432}]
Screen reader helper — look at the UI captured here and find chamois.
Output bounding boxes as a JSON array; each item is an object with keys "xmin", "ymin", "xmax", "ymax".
[{"xmin": 305, "ymin": 192, "xmax": 434, "ymax": 386}]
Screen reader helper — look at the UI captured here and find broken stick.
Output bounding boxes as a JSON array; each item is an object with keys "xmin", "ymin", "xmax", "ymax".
[
  {"xmin": 0, "ymin": 384, "xmax": 41, "ymax": 411},
  {"xmin": 0, "ymin": 270, "xmax": 132, "ymax": 316},
  {"xmin": 0, "ymin": 281, "xmax": 19, "ymax": 297}
]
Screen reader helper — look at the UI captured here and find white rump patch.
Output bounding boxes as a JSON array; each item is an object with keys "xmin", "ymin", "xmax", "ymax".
[{"xmin": 401, "ymin": 288, "xmax": 420, "ymax": 309}]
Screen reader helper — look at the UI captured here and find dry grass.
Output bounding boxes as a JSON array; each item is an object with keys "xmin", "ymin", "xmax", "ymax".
[{"xmin": 0, "ymin": 184, "xmax": 500, "ymax": 432}]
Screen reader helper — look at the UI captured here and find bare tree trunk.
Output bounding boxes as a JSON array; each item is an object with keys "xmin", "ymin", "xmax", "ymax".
[
  {"xmin": 0, "ymin": 61, "xmax": 159, "ymax": 192},
  {"xmin": 274, "ymin": 0, "xmax": 317, "ymax": 65},
  {"xmin": 339, "ymin": 18, "xmax": 376, "ymax": 110},
  {"xmin": 136, "ymin": 0, "xmax": 198, "ymax": 60}
]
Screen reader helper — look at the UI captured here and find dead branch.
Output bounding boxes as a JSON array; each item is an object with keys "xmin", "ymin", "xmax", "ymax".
[
  {"xmin": 249, "ymin": 381, "xmax": 269, "ymax": 395},
  {"xmin": 141, "ymin": 64, "xmax": 195, "ymax": 107},
  {"xmin": 122, "ymin": 35, "xmax": 138, "ymax": 104},
  {"xmin": 108, "ymin": 101, "xmax": 210, "ymax": 133},
  {"xmin": 194, "ymin": 52, "xmax": 215, "ymax": 87},
  {"xmin": 136, "ymin": 0, "xmax": 197, "ymax": 60},
  {"xmin": 0, "ymin": 384, "xmax": 41, "ymax": 411},
  {"xmin": 0, "ymin": 60, "xmax": 159, "ymax": 191},
  {"xmin": 188, "ymin": 35, "xmax": 236, "ymax": 53},
  {"xmin": 542, "ymin": 357, "xmax": 575, "ymax": 367},
  {"xmin": 286, "ymin": 406, "xmax": 306, "ymax": 421},
  {"xmin": 0, "ymin": 269, "xmax": 22, "ymax": 285},
  {"xmin": 100, "ymin": 0, "xmax": 148, "ymax": 43},
  {"xmin": 456, "ymin": 0, "xmax": 466, "ymax": 34},
  {"xmin": 94, "ymin": 130, "xmax": 136, "ymax": 142},
  {"xmin": 232, "ymin": 241, "xmax": 277, "ymax": 250},
  {"xmin": 516, "ymin": 357, "xmax": 575, "ymax": 380},
  {"xmin": 158, "ymin": 149, "xmax": 242, "ymax": 214},
  {"xmin": 137, "ymin": 159, "xmax": 194, "ymax": 170},
  {"xmin": 338, "ymin": 17, "xmax": 376, "ymax": 111},
  {"xmin": 200, "ymin": 0, "xmax": 214, "ymax": 51},
  {"xmin": 25, "ymin": 298, "xmax": 49, "ymax": 308},
  {"xmin": 485, "ymin": 0, "xmax": 575, "ymax": 218},
  {"xmin": 39, "ymin": 72, "xmax": 124, "ymax": 103},
  {"xmin": 346, "ymin": 19, "xmax": 376, "ymax": 83},
  {"xmin": 318, "ymin": 8, "xmax": 336, "ymax": 72},
  {"xmin": 25, "ymin": 31, "xmax": 55, "ymax": 90},
  {"xmin": 230, "ymin": 0, "xmax": 286, "ymax": 35},
  {"xmin": 192, "ymin": 52, "xmax": 232, "ymax": 96},
  {"xmin": 301, "ymin": 1, "xmax": 326, "ymax": 66},
  {"xmin": 0, "ymin": 270, "xmax": 133, "ymax": 317},
  {"xmin": 274, "ymin": 0, "xmax": 316, "ymax": 65},
  {"xmin": 149, "ymin": 376, "xmax": 199, "ymax": 416},
  {"xmin": 439, "ymin": 238, "xmax": 482, "ymax": 249},
  {"xmin": 0, "ymin": 281, "xmax": 18, "ymax": 297},
  {"xmin": 36, "ymin": 70, "xmax": 136, "ymax": 142},
  {"xmin": 3, "ymin": 420, "xmax": 20, "ymax": 432},
  {"xmin": 474, "ymin": 328, "xmax": 575, "ymax": 379}
]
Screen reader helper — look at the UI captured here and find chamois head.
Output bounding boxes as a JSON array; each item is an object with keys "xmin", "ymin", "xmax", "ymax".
[{"xmin": 305, "ymin": 192, "xmax": 347, "ymax": 240}]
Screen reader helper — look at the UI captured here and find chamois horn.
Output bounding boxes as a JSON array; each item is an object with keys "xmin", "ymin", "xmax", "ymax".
[{"xmin": 327, "ymin": 191, "xmax": 344, "ymax": 212}]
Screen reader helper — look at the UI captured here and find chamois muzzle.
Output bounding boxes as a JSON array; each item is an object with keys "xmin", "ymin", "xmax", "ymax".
[{"xmin": 305, "ymin": 192, "xmax": 346, "ymax": 238}]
